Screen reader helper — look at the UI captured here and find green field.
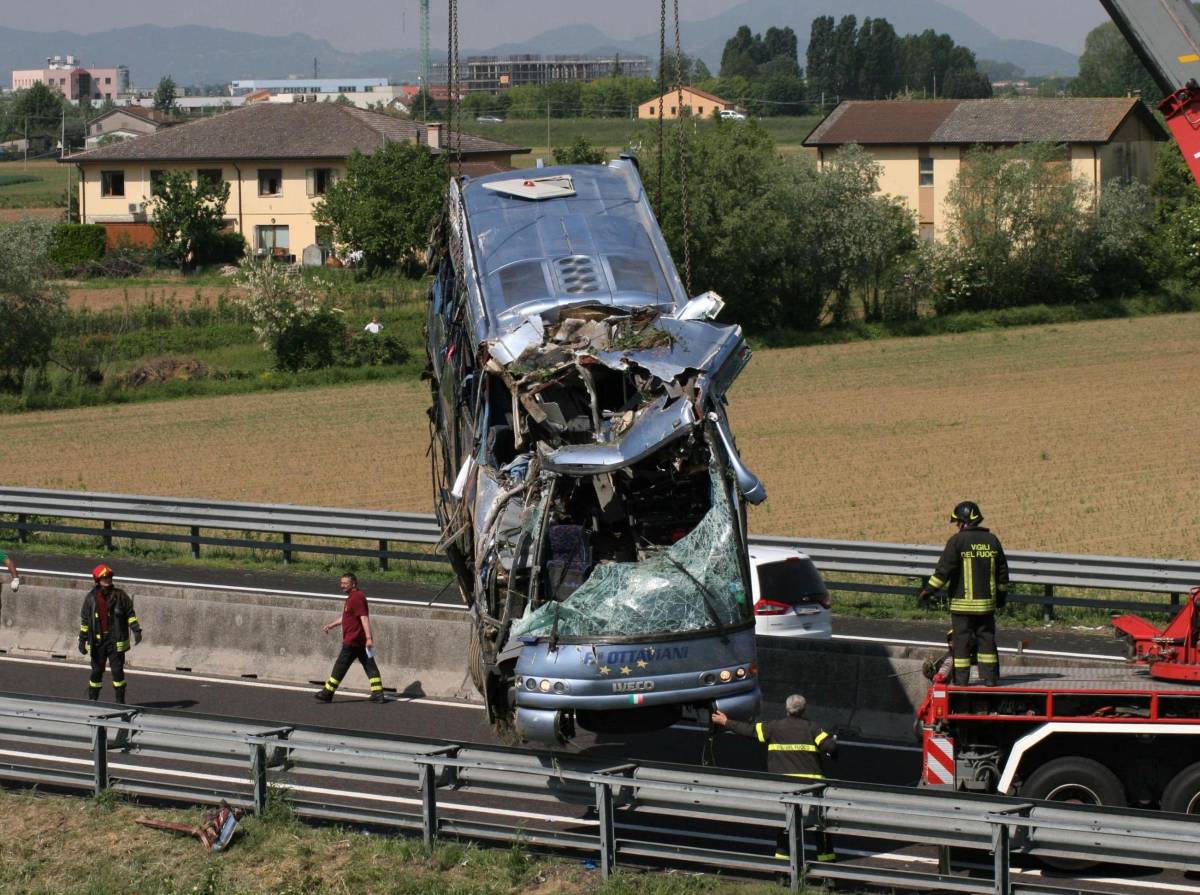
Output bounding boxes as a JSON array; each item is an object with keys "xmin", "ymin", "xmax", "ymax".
[
  {"xmin": 0, "ymin": 159, "xmax": 70, "ymax": 208},
  {"xmin": 472, "ymin": 115, "xmax": 822, "ymax": 165}
]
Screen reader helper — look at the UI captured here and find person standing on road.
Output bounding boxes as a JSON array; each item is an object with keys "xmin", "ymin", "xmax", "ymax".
[
  {"xmin": 79, "ymin": 564, "xmax": 142, "ymax": 703},
  {"xmin": 712, "ymin": 694, "xmax": 837, "ymax": 863},
  {"xmin": 918, "ymin": 501, "xmax": 1009, "ymax": 686},
  {"xmin": 315, "ymin": 573, "xmax": 385, "ymax": 703}
]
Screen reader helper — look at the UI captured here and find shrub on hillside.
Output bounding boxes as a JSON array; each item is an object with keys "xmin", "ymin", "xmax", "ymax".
[
  {"xmin": 49, "ymin": 223, "xmax": 106, "ymax": 270},
  {"xmin": 344, "ymin": 331, "xmax": 410, "ymax": 367},
  {"xmin": 235, "ymin": 261, "xmax": 344, "ymax": 372}
]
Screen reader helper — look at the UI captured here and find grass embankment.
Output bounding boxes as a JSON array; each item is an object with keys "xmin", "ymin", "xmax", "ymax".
[
  {"xmin": 0, "ymin": 159, "xmax": 69, "ymax": 208},
  {"xmin": 0, "ymin": 788, "xmax": 791, "ymax": 895},
  {"xmin": 10, "ymin": 270, "xmax": 429, "ymax": 413}
]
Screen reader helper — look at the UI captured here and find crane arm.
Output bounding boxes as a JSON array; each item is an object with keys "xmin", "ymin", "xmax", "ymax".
[{"xmin": 1099, "ymin": 0, "xmax": 1200, "ymax": 183}]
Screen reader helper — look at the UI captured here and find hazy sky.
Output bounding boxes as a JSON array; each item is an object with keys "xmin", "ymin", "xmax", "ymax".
[{"xmin": 3, "ymin": 0, "xmax": 1110, "ymax": 54}]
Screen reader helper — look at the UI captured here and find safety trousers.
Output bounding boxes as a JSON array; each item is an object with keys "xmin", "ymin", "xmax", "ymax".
[
  {"xmin": 88, "ymin": 643, "xmax": 126, "ymax": 703},
  {"xmin": 951, "ymin": 612, "xmax": 999, "ymax": 686},
  {"xmin": 323, "ymin": 645, "xmax": 383, "ymax": 695}
]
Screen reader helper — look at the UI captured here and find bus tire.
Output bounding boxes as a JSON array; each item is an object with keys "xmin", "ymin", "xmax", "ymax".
[
  {"xmin": 467, "ymin": 626, "xmax": 484, "ymax": 694},
  {"xmin": 1162, "ymin": 761, "xmax": 1200, "ymax": 815}
]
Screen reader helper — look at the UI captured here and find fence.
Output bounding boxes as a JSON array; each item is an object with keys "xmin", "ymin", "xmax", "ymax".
[
  {"xmin": 1, "ymin": 691, "xmax": 1197, "ymax": 894},
  {"xmin": 0, "ymin": 487, "xmax": 1196, "ymax": 616}
]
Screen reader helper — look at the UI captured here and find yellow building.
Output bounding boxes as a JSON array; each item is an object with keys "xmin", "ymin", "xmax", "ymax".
[
  {"xmin": 62, "ymin": 103, "xmax": 527, "ymax": 258},
  {"xmin": 637, "ymin": 86, "xmax": 737, "ymax": 120},
  {"xmin": 803, "ymin": 98, "xmax": 1167, "ymax": 242}
]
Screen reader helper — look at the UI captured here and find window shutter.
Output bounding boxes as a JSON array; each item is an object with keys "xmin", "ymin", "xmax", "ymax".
[{"xmin": 306, "ymin": 168, "xmax": 315, "ymax": 198}]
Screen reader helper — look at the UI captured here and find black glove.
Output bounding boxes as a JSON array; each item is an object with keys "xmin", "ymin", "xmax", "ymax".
[
  {"xmin": 133, "ymin": 629, "xmax": 142, "ymax": 645},
  {"xmin": 78, "ymin": 639, "xmax": 88, "ymax": 655},
  {"xmin": 917, "ymin": 589, "xmax": 932, "ymax": 609},
  {"xmin": 996, "ymin": 590, "xmax": 1007, "ymax": 610}
]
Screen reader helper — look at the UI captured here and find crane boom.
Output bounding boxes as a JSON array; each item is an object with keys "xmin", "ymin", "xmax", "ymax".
[{"xmin": 1099, "ymin": 0, "xmax": 1200, "ymax": 183}]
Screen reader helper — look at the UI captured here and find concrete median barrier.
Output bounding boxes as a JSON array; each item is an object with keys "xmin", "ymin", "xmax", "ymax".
[{"xmin": 0, "ymin": 576, "xmax": 475, "ymax": 701}]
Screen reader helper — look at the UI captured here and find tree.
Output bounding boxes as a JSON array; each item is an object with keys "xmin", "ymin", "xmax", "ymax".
[
  {"xmin": 0, "ymin": 220, "xmax": 65, "ymax": 390},
  {"xmin": 857, "ymin": 18, "xmax": 899, "ymax": 99},
  {"xmin": 806, "ymin": 16, "xmax": 837, "ymax": 102},
  {"xmin": 720, "ymin": 25, "xmax": 761, "ymax": 80},
  {"xmin": 235, "ymin": 261, "xmax": 343, "ymax": 372},
  {"xmin": 313, "ymin": 139, "xmax": 447, "ymax": 273},
  {"xmin": 147, "ymin": 169, "xmax": 230, "ymax": 270},
  {"xmin": 12, "ymin": 83, "xmax": 64, "ymax": 149},
  {"xmin": 153, "ymin": 76, "xmax": 178, "ymax": 115},
  {"xmin": 553, "ymin": 137, "xmax": 605, "ymax": 165},
  {"xmin": 1072, "ymin": 21, "xmax": 1159, "ymax": 100}
]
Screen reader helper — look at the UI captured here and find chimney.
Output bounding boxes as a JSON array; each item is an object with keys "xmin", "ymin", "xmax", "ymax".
[{"xmin": 425, "ymin": 122, "xmax": 442, "ymax": 149}]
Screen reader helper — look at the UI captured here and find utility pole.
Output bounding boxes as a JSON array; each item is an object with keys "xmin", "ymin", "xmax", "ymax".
[
  {"xmin": 313, "ymin": 57, "xmax": 318, "ymax": 79},
  {"xmin": 60, "ymin": 107, "xmax": 65, "ymax": 159},
  {"xmin": 546, "ymin": 98, "xmax": 551, "ymax": 159}
]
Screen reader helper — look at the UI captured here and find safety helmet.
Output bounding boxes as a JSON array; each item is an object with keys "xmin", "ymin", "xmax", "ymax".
[
  {"xmin": 92, "ymin": 563, "xmax": 114, "ymax": 581},
  {"xmin": 949, "ymin": 501, "xmax": 983, "ymax": 526}
]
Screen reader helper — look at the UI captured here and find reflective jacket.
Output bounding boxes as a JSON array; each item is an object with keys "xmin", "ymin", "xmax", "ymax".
[
  {"xmin": 726, "ymin": 716, "xmax": 836, "ymax": 779},
  {"xmin": 928, "ymin": 526, "xmax": 1009, "ymax": 614},
  {"xmin": 79, "ymin": 586, "xmax": 141, "ymax": 653}
]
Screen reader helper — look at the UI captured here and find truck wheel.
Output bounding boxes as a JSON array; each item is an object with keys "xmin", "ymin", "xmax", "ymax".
[
  {"xmin": 1022, "ymin": 757, "xmax": 1126, "ymax": 872},
  {"xmin": 467, "ymin": 627, "xmax": 484, "ymax": 694},
  {"xmin": 1162, "ymin": 762, "xmax": 1200, "ymax": 815}
]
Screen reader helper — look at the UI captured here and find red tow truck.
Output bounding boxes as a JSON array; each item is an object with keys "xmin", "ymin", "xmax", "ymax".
[{"xmin": 917, "ymin": 588, "xmax": 1200, "ymax": 814}]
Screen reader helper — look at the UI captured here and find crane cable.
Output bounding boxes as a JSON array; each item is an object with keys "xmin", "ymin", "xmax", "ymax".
[
  {"xmin": 448, "ymin": 0, "xmax": 462, "ymax": 175},
  {"xmin": 673, "ymin": 0, "xmax": 692, "ymax": 295},
  {"xmin": 657, "ymin": 0, "xmax": 667, "ymax": 211}
]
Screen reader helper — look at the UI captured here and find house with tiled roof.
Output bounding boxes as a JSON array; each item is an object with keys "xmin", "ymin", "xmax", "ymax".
[
  {"xmin": 85, "ymin": 106, "xmax": 182, "ymax": 148},
  {"xmin": 804, "ymin": 98, "xmax": 1167, "ymax": 241},
  {"xmin": 637, "ymin": 86, "xmax": 737, "ymax": 120},
  {"xmin": 62, "ymin": 102, "xmax": 528, "ymax": 257}
]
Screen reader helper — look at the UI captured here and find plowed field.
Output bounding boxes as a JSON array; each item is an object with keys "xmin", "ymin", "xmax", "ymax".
[{"xmin": 1, "ymin": 314, "xmax": 1196, "ymax": 558}]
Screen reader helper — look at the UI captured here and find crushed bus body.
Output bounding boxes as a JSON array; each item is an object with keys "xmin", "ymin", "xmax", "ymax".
[{"xmin": 425, "ymin": 159, "xmax": 765, "ymax": 744}]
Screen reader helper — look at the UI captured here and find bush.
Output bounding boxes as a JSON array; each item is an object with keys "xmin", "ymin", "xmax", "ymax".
[
  {"xmin": 49, "ymin": 223, "xmax": 106, "ymax": 269},
  {"xmin": 272, "ymin": 308, "xmax": 345, "ymax": 372},
  {"xmin": 344, "ymin": 331, "xmax": 410, "ymax": 366},
  {"xmin": 195, "ymin": 230, "xmax": 246, "ymax": 265}
]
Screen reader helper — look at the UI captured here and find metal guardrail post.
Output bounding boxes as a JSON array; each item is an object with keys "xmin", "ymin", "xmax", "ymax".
[
  {"xmin": 1042, "ymin": 584, "xmax": 1055, "ymax": 623},
  {"xmin": 282, "ymin": 532, "xmax": 292, "ymax": 565},
  {"xmin": 785, "ymin": 801, "xmax": 805, "ymax": 893},
  {"xmin": 190, "ymin": 526, "xmax": 201, "ymax": 559},
  {"xmin": 92, "ymin": 723, "xmax": 108, "ymax": 795},
  {"xmin": 595, "ymin": 779, "xmax": 615, "ymax": 879},
  {"xmin": 17, "ymin": 513, "xmax": 26, "ymax": 543},
  {"xmin": 251, "ymin": 742, "xmax": 267, "ymax": 815},
  {"xmin": 379, "ymin": 539, "xmax": 389, "ymax": 571},
  {"xmin": 420, "ymin": 762, "xmax": 437, "ymax": 849},
  {"xmin": 987, "ymin": 804, "xmax": 1029, "ymax": 895},
  {"xmin": 102, "ymin": 520, "xmax": 113, "ymax": 551}
]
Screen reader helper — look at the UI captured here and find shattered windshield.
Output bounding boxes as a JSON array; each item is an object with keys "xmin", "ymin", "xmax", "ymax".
[{"xmin": 511, "ymin": 462, "xmax": 749, "ymax": 639}]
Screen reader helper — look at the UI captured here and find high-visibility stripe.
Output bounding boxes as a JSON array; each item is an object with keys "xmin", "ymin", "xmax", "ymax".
[
  {"xmin": 79, "ymin": 625, "xmax": 88, "ymax": 633},
  {"xmin": 928, "ymin": 575, "xmax": 945, "ymax": 590},
  {"xmin": 963, "ymin": 556, "xmax": 974, "ymax": 601},
  {"xmin": 127, "ymin": 616, "xmax": 138, "ymax": 624},
  {"xmin": 328, "ymin": 676, "xmax": 341, "ymax": 685},
  {"xmin": 814, "ymin": 731, "xmax": 829, "ymax": 746},
  {"xmin": 768, "ymin": 743, "xmax": 817, "ymax": 752},
  {"xmin": 1180, "ymin": 52, "xmax": 1200, "ymax": 64},
  {"xmin": 112, "ymin": 680, "xmax": 126, "ymax": 687},
  {"xmin": 755, "ymin": 722, "xmax": 766, "ymax": 743},
  {"xmin": 953, "ymin": 658, "xmax": 971, "ymax": 668},
  {"xmin": 924, "ymin": 735, "xmax": 955, "ymax": 785},
  {"xmin": 977, "ymin": 653, "xmax": 998, "ymax": 664},
  {"xmin": 371, "ymin": 685, "xmax": 383, "ymax": 692},
  {"xmin": 115, "ymin": 640, "xmax": 128, "ymax": 651},
  {"xmin": 88, "ymin": 681, "xmax": 103, "ymax": 689},
  {"xmin": 368, "ymin": 677, "xmax": 382, "ymax": 684},
  {"xmin": 784, "ymin": 772, "xmax": 824, "ymax": 779}
]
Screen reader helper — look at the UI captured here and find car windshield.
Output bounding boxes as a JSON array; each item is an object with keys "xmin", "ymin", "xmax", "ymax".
[{"xmin": 756, "ymin": 559, "xmax": 827, "ymax": 605}]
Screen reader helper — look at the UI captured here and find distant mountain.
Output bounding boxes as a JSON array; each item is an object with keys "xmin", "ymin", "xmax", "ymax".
[{"xmin": 0, "ymin": 2, "xmax": 1078, "ymax": 89}]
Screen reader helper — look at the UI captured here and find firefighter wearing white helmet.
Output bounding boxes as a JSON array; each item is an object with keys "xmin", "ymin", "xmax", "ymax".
[{"xmin": 918, "ymin": 501, "xmax": 1009, "ymax": 686}]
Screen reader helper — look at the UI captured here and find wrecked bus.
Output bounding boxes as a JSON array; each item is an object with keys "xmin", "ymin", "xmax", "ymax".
[{"xmin": 425, "ymin": 158, "xmax": 766, "ymax": 744}]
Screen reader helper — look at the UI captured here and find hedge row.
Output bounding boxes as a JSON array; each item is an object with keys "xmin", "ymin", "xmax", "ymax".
[{"xmin": 49, "ymin": 223, "xmax": 106, "ymax": 268}]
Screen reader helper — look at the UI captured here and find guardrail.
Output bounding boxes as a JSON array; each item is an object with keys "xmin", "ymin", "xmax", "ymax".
[
  {"xmin": 1, "ymin": 486, "xmax": 1196, "ymax": 616},
  {"xmin": 2, "ymin": 692, "xmax": 1197, "ymax": 894}
]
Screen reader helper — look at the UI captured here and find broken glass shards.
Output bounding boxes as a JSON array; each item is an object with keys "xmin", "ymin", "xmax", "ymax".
[{"xmin": 511, "ymin": 462, "xmax": 748, "ymax": 639}]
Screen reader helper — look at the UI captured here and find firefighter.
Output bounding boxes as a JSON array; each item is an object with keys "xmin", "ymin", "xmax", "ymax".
[
  {"xmin": 78, "ymin": 564, "xmax": 142, "ymax": 703},
  {"xmin": 918, "ymin": 500, "xmax": 1009, "ymax": 686},
  {"xmin": 712, "ymin": 694, "xmax": 837, "ymax": 862}
]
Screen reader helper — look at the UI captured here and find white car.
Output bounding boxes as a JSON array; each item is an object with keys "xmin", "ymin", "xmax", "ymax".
[
  {"xmin": 749, "ymin": 546, "xmax": 832, "ymax": 638},
  {"xmin": 720, "ymin": 109, "xmax": 747, "ymax": 120}
]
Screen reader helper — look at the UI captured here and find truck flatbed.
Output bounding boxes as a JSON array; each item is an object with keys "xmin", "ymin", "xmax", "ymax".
[{"xmin": 947, "ymin": 665, "xmax": 1200, "ymax": 693}]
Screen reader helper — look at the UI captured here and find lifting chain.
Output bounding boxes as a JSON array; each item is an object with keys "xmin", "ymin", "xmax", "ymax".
[
  {"xmin": 657, "ymin": 0, "xmax": 667, "ymax": 212},
  {"xmin": 448, "ymin": 0, "xmax": 462, "ymax": 173}
]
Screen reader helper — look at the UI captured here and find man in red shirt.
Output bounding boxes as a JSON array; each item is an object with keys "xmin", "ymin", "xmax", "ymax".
[{"xmin": 315, "ymin": 573, "xmax": 385, "ymax": 703}]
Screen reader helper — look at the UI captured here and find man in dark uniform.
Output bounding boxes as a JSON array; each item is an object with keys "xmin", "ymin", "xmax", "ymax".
[
  {"xmin": 315, "ymin": 573, "xmax": 385, "ymax": 703},
  {"xmin": 713, "ymin": 694, "xmax": 837, "ymax": 862},
  {"xmin": 78, "ymin": 564, "xmax": 142, "ymax": 703},
  {"xmin": 918, "ymin": 500, "xmax": 1009, "ymax": 686}
]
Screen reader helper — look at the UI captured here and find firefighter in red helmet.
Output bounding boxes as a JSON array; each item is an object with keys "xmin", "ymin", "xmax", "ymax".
[{"xmin": 79, "ymin": 564, "xmax": 143, "ymax": 702}]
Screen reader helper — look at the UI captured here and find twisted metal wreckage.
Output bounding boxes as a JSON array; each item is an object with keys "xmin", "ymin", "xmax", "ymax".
[{"xmin": 426, "ymin": 161, "xmax": 767, "ymax": 743}]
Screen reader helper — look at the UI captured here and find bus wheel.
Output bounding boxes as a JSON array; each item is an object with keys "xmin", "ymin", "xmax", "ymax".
[
  {"xmin": 1022, "ymin": 756, "xmax": 1126, "ymax": 871},
  {"xmin": 1162, "ymin": 762, "xmax": 1200, "ymax": 815},
  {"xmin": 467, "ymin": 626, "xmax": 485, "ymax": 694}
]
